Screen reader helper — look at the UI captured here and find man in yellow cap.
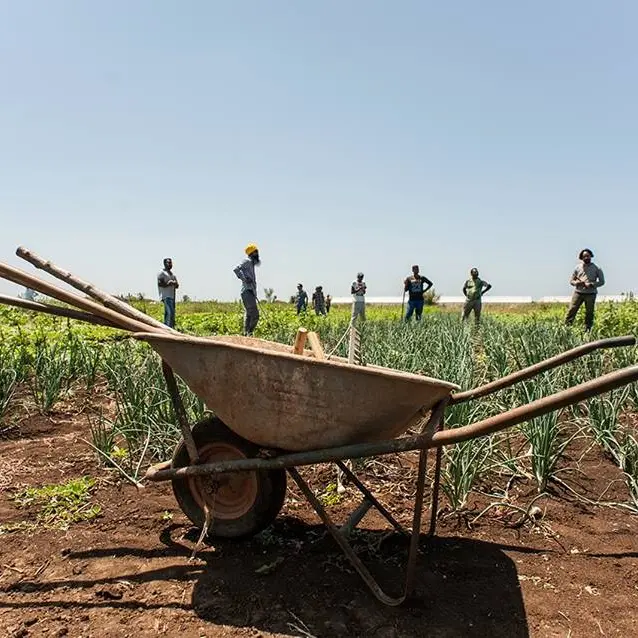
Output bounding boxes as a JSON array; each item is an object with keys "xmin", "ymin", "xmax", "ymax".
[{"xmin": 233, "ymin": 244, "xmax": 261, "ymax": 335}]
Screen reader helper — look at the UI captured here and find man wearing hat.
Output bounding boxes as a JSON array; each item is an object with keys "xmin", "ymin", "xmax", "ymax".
[
  {"xmin": 233, "ymin": 244, "xmax": 261, "ymax": 336},
  {"xmin": 404, "ymin": 264, "xmax": 433, "ymax": 322},
  {"xmin": 351, "ymin": 272, "xmax": 367, "ymax": 322},
  {"xmin": 565, "ymin": 248, "xmax": 605, "ymax": 331}
]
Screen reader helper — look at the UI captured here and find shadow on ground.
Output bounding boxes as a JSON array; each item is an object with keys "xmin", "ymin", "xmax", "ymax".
[
  {"xmin": 189, "ymin": 516, "xmax": 530, "ymax": 637},
  {"xmin": 1, "ymin": 518, "xmax": 531, "ymax": 637}
]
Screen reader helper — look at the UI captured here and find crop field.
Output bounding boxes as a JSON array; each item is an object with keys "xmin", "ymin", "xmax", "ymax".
[{"xmin": 1, "ymin": 299, "xmax": 637, "ymax": 637}]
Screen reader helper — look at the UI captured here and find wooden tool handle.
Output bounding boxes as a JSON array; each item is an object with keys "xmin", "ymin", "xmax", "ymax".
[
  {"xmin": 0, "ymin": 261, "xmax": 161, "ymax": 334},
  {"xmin": 16, "ymin": 246, "xmax": 172, "ymax": 333}
]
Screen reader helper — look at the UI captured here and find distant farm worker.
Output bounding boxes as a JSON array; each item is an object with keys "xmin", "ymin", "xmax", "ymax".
[
  {"xmin": 325, "ymin": 294, "xmax": 332, "ymax": 313},
  {"xmin": 462, "ymin": 268, "xmax": 492, "ymax": 324},
  {"xmin": 312, "ymin": 286, "xmax": 326, "ymax": 315},
  {"xmin": 565, "ymin": 248, "xmax": 605, "ymax": 332},
  {"xmin": 295, "ymin": 283, "xmax": 308, "ymax": 315},
  {"xmin": 233, "ymin": 244, "xmax": 261, "ymax": 336},
  {"xmin": 351, "ymin": 272, "xmax": 367, "ymax": 322},
  {"xmin": 404, "ymin": 265, "xmax": 433, "ymax": 322},
  {"xmin": 157, "ymin": 257, "xmax": 179, "ymax": 328}
]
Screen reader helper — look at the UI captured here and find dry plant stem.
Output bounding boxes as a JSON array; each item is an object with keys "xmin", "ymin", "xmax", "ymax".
[
  {"xmin": 470, "ymin": 493, "xmax": 550, "ymax": 527},
  {"xmin": 190, "ymin": 492, "xmax": 215, "ymax": 561},
  {"xmin": 134, "ymin": 427, "xmax": 152, "ymax": 480},
  {"xmin": 287, "ymin": 612, "xmax": 317, "ymax": 638},
  {"xmin": 552, "ymin": 475, "xmax": 638, "ymax": 513},
  {"xmin": 80, "ymin": 437, "xmax": 145, "ymax": 489}
]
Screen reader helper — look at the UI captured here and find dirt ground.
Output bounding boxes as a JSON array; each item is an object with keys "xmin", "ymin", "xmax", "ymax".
[{"xmin": 1, "ymin": 407, "xmax": 637, "ymax": 638}]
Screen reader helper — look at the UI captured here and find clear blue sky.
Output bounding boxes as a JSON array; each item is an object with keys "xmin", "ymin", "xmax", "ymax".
[{"xmin": 1, "ymin": 1, "xmax": 636, "ymax": 301}]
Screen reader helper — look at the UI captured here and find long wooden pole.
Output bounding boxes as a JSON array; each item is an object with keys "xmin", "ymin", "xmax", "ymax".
[
  {"xmin": 0, "ymin": 261, "xmax": 162, "ymax": 334},
  {"xmin": 16, "ymin": 246, "xmax": 172, "ymax": 333},
  {"xmin": 0, "ymin": 293, "xmax": 119, "ymax": 328}
]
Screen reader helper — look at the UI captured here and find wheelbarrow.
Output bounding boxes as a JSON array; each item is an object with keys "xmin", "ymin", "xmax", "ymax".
[
  {"xmin": 136, "ymin": 331, "xmax": 638, "ymax": 606},
  {"xmin": 1, "ymin": 248, "xmax": 638, "ymax": 606}
]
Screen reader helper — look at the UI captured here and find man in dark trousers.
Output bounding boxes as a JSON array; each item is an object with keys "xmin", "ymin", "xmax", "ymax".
[
  {"xmin": 157, "ymin": 257, "xmax": 179, "ymax": 328},
  {"xmin": 404, "ymin": 264, "xmax": 433, "ymax": 322},
  {"xmin": 565, "ymin": 248, "xmax": 605, "ymax": 331},
  {"xmin": 295, "ymin": 283, "xmax": 308, "ymax": 315},
  {"xmin": 233, "ymin": 243, "xmax": 261, "ymax": 336},
  {"xmin": 351, "ymin": 272, "xmax": 367, "ymax": 322},
  {"xmin": 312, "ymin": 286, "xmax": 327, "ymax": 315}
]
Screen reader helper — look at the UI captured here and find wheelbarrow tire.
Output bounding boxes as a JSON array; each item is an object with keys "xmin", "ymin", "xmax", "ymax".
[{"xmin": 171, "ymin": 416, "xmax": 287, "ymax": 539}]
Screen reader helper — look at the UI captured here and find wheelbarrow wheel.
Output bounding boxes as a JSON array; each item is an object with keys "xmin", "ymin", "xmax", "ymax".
[{"xmin": 171, "ymin": 416, "xmax": 287, "ymax": 539}]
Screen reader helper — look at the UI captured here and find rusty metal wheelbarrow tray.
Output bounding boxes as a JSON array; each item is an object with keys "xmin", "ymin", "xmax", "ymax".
[{"xmin": 133, "ymin": 331, "xmax": 460, "ymax": 451}]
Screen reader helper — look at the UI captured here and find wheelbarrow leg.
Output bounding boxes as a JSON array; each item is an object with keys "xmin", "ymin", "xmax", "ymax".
[
  {"xmin": 405, "ymin": 447, "xmax": 428, "ymax": 594},
  {"xmin": 288, "ymin": 456, "xmax": 430, "ymax": 606},
  {"xmin": 161, "ymin": 361, "xmax": 199, "ymax": 464},
  {"xmin": 288, "ymin": 467, "xmax": 418, "ymax": 606},
  {"xmin": 286, "ymin": 400, "xmax": 448, "ymax": 605},
  {"xmin": 335, "ymin": 460, "xmax": 408, "ymax": 536},
  {"xmin": 427, "ymin": 446, "xmax": 443, "ymax": 537},
  {"xmin": 340, "ymin": 498, "xmax": 374, "ymax": 538}
]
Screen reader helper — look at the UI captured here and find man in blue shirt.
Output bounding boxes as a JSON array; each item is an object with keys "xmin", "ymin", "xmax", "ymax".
[{"xmin": 295, "ymin": 283, "xmax": 308, "ymax": 314}]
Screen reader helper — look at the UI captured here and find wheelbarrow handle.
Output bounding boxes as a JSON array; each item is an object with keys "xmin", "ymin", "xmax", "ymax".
[
  {"xmin": 450, "ymin": 335, "xmax": 636, "ymax": 404},
  {"xmin": 435, "ymin": 364, "xmax": 638, "ymax": 448}
]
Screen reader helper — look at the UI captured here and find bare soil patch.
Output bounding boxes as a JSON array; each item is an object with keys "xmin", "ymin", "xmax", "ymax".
[{"xmin": 1, "ymin": 407, "xmax": 637, "ymax": 638}]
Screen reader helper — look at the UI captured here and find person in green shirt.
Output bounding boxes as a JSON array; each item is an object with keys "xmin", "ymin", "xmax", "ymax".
[{"xmin": 462, "ymin": 268, "xmax": 492, "ymax": 324}]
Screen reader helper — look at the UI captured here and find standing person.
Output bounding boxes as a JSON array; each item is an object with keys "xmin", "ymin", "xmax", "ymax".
[
  {"xmin": 312, "ymin": 286, "xmax": 326, "ymax": 315},
  {"xmin": 404, "ymin": 265, "xmax": 433, "ymax": 322},
  {"xmin": 462, "ymin": 268, "xmax": 492, "ymax": 324},
  {"xmin": 233, "ymin": 244, "xmax": 261, "ymax": 336},
  {"xmin": 565, "ymin": 248, "xmax": 605, "ymax": 331},
  {"xmin": 351, "ymin": 272, "xmax": 367, "ymax": 322},
  {"xmin": 295, "ymin": 283, "xmax": 308, "ymax": 315},
  {"xmin": 325, "ymin": 294, "xmax": 332, "ymax": 313},
  {"xmin": 157, "ymin": 257, "xmax": 179, "ymax": 328}
]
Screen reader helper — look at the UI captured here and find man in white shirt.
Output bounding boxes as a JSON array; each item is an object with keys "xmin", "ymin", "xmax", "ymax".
[
  {"xmin": 351, "ymin": 272, "xmax": 367, "ymax": 322},
  {"xmin": 157, "ymin": 257, "xmax": 179, "ymax": 328}
]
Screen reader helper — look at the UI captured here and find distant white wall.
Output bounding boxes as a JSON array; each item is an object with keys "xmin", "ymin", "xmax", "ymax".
[{"xmin": 329, "ymin": 294, "xmax": 634, "ymax": 305}]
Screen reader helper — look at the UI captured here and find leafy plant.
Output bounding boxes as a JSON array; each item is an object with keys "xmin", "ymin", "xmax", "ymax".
[{"xmin": 8, "ymin": 476, "xmax": 101, "ymax": 531}]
